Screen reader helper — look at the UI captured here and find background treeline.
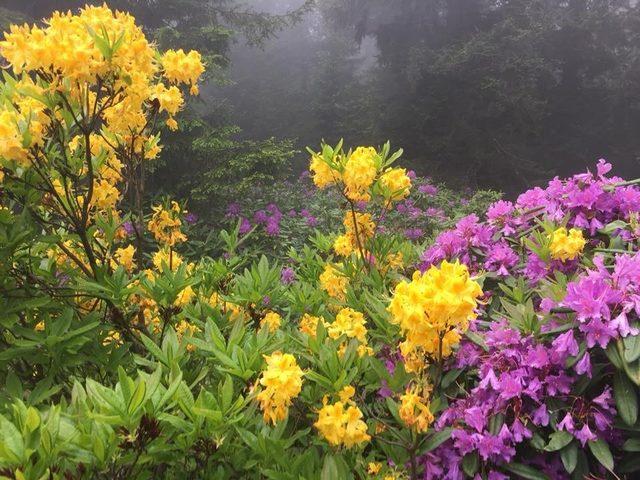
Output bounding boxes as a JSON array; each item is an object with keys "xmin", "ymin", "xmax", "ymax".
[{"xmin": 3, "ymin": 0, "xmax": 640, "ymax": 203}]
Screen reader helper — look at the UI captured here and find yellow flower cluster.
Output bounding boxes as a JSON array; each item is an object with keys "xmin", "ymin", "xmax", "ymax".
[
  {"xmin": 314, "ymin": 387, "xmax": 370, "ymax": 448},
  {"xmin": 308, "ymin": 144, "xmax": 410, "ymax": 208},
  {"xmin": 147, "ymin": 201, "xmax": 187, "ymax": 246},
  {"xmin": 256, "ymin": 352, "xmax": 304, "ymax": 425},
  {"xmin": 207, "ymin": 293, "xmax": 248, "ymax": 322},
  {"xmin": 162, "ymin": 49, "xmax": 206, "ymax": 95},
  {"xmin": 342, "ymin": 147, "xmax": 378, "ymax": 202},
  {"xmin": 327, "ymin": 308, "xmax": 373, "ymax": 357},
  {"xmin": 379, "ymin": 167, "xmax": 411, "ymax": 201},
  {"xmin": 0, "ymin": 77, "xmax": 49, "ymax": 167},
  {"xmin": 111, "ymin": 245, "xmax": 136, "ymax": 272},
  {"xmin": 319, "ymin": 263, "xmax": 349, "ymax": 300},
  {"xmin": 399, "ymin": 389, "xmax": 434, "ymax": 433},
  {"xmin": 299, "ymin": 313, "xmax": 325, "ymax": 338},
  {"xmin": 260, "ymin": 311, "xmax": 282, "ymax": 333},
  {"xmin": 388, "ymin": 260, "xmax": 483, "ymax": 368},
  {"xmin": 334, "ymin": 211, "xmax": 377, "ymax": 257},
  {"xmin": 310, "ymin": 154, "xmax": 339, "ymax": 189},
  {"xmin": 549, "ymin": 227, "xmax": 586, "ymax": 261},
  {"xmin": 0, "ymin": 4, "xmax": 204, "ymax": 169}
]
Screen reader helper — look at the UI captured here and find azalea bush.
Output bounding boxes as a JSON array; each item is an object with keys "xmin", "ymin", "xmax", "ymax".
[{"xmin": 1, "ymin": 5, "xmax": 640, "ymax": 480}]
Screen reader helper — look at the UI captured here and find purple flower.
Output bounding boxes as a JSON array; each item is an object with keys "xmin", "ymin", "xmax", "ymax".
[
  {"xmin": 238, "ymin": 217, "xmax": 252, "ymax": 235},
  {"xmin": 574, "ymin": 352, "xmax": 592, "ymax": 377},
  {"xmin": 254, "ymin": 210, "xmax": 269, "ymax": 224},
  {"xmin": 551, "ymin": 330, "xmax": 579, "ymax": 357},
  {"xmin": 418, "ymin": 184, "xmax": 438, "ymax": 195},
  {"xmin": 280, "ymin": 267, "xmax": 295, "ymax": 285},
  {"xmin": 184, "ymin": 212, "xmax": 198, "ymax": 224},
  {"xmin": 226, "ymin": 202, "xmax": 241, "ymax": 217},
  {"xmin": 265, "ymin": 217, "xmax": 280, "ymax": 236},
  {"xmin": 122, "ymin": 221, "xmax": 135, "ymax": 235}
]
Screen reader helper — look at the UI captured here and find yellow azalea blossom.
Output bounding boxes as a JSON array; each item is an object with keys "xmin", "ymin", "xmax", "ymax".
[
  {"xmin": 161, "ymin": 48, "xmax": 205, "ymax": 95},
  {"xmin": 310, "ymin": 154, "xmax": 338, "ymax": 189},
  {"xmin": 328, "ymin": 308, "xmax": 368, "ymax": 344},
  {"xmin": 314, "ymin": 397, "xmax": 370, "ymax": 447},
  {"xmin": 175, "ymin": 320, "xmax": 200, "ymax": 351},
  {"xmin": 333, "ymin": 234, "xmax": 354, "ymax": 256},
  {"xmin": 379, "ymin": 167, "xmax": 411, "ymax": 201},
  {"xmin": 152, "ymin": 247, "xmax": 183, "ymax": 272},
  {"xmin": 549, "ymin": 227, "xmax": 586, "ymax": 262},
  {"xmin": 388, "ymin": 260, "xmax": 482, "ymax": 361},
  {"xmin": 256, "ymin": 352, "xmax": 304, "ymax": 425},
  {"xmin": 338, "ymin": 385, "xmax": 356, "ymax": 403},
  {"xmin": 103, "ymin": 330, "xmax": 122, "ymax": 346},
  {"xmin": 148, "ymin": 201, "xmax": 187, "ymax": 246},
  {"xmin": 112, "ymin": 245, "xmax": 136, "ymax": 272},
  {"xmin": 260, "ymin": 311, "xmax": 282, "ymax": 333},
  {"xmin": 399, "ymin": 390, "xmax": 434, "ymax": 433},
  {"xmin": 319, "ymin": 263, "xmax": 348, "ymax": 300},
  {"xmin": 343, "ymin": 211, "xmax": 376, "ymax": 245},
  {"xmin": 368, "ymin": 462, "xmax": 382, "ymax": 475},
  {"xmin": 342, "ymin": 146, "xmax": 377, "ymax": 202},
  {"xmin": 34, "ymin": 321, "xmax": 45, "ymax": 332},
  {"xmin": 299, "ymin": 313, "xmax": 324, "ymax": 337},
  {"xmin": 174, "ymin": 285, "xmax": 195, "ymax": 308}
]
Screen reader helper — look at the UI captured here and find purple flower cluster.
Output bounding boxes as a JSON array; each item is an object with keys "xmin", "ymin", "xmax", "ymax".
[
  {"xmin": 227, "ymin": 202, "xmax": 283, "ymax": 236},
  {"xmin": 560, "ymin": 253, "xmax": 640, "ymax": 349},
  {"xmin": 423, "ymin": 322, "xmax": 580, "ymax": 479},
  {"xmin": 420, "ymin": 160, "xmax": 640, "ymax": 280}
]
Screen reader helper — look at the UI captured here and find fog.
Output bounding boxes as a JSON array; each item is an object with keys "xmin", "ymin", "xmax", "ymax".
[{"xmin": 4, "ymin": 0, "xmax": 640, "ymax": 194}]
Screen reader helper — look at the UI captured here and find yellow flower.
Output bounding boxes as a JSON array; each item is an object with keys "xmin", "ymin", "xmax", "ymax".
[
  {"xmin": 342, "ymin": 146, "xmax": 377, "ymax": 202},
  {"xmin": 260, "ymin": 311, "xmax": 282, "ymax": 333},
  {"xmin": 175, "ymin": 320, "xmax": 200, "ymax": 351},
  {"xmin": 319, "ymin": 263, "xmax": 349, "ymax": 300},
  {"xmin": 328, "ymin": 308, "xmax": 368, "ymax": 344},
  {"xmin": 343, "ymin": 211, "xmax": 376, "ymax": 245},
  {"xmin": 379, "ymin": 167, "xmax": 411, "ymax": 201},
  {"xmin": 174, "ymin": 285, "xmax": 195, "ymax": 308},
  {"xmin": 152, "ymin": 247, "xmax": 183, "ymax": 272},
  {"xmin": 34, "ymin": 321, "xmax": 45, "ymax": 332},
  {"xmin": 112, "ymin": 245, "xmax": 136, "ymax": 272},
  {"xmin": 399, "ymin": 390, "xmax": 434, "ymax": 433},
  {"xmin": 388, "ymin": 260, "xmax": 482, "ymax": 362},
  {"xmin": 310, "ymin": 154, "xmax": 338, "ymax": 189},
  {"xmin": 148, "ymin": 201, "xmax": 187, "ymax": 246},
  {"xmin": 549, "ymin": 227, "xmax": 586, "ymax": 261},
  {"xmin": 338, "ymin": 385, "xmax": 356, "ymax": 403},
  {"xmin": 367, "ymin": 462, "xmax": 382, "ymax": 475},
  {"xmin": 299, "ymin": 313, "xmax": 324, "ymax": 337},
  {"xmin": 314, "ymin": 397, "xmax": 370, "ymax": 448},
  {"xmin": 92, "ymin": 180, "xmax": 121, "ymax": 210},
  {"xmin": 0, "ymin": 110, "xmax": 29, "ymax": 164},
  {"xmin": 333, "ymin": 234, "xmax": 354, "ymax": 256},
  {"xmin": 256, "ymin": 352, "xmax": 304, "ymax": 425},
  {"xmin": 161, "ymin": 49, "xmax": 205, "ymax": 94}
]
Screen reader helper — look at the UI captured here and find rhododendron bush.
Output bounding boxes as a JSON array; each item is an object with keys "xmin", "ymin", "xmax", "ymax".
[{"xmin": 1, "ymin": 6, "xmax": 640, "ymax": 480}]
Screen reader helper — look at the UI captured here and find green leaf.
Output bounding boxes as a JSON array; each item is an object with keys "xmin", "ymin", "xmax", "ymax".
[
  {"xmin": 0, "ymin": 415, "xmax": 24, "ymax": 464},
  {"xmin": 501, "ymin": 463, "xmax": 549, "ymax": 480},
  {"xmin": 560, "ymin": 442, "xmax": 578, "ymax": 473},
  {"xmin": 614, "ymin": 371, "xmax": 638, "ymax": 426},
  {"xmin": 462, "ymin": 452, "xmax": 479, "ymax": 477},
  {"xmin": 588, "ymin": 439, "xmax": 614, "ymax": 472},
  {"xmin": 127, "ymin": 380, "xmax": 147, "ymax": 415},
  {"xmin": 624, "ymin": 335, "xmax": 640, "ymax": 363},
  {"xmin": 622, "ymin": 438, "xmax": 640, "ymax": 452},
  {"xmin": 422, "ymin": 427, "xmax": 452, "ymax": 453},
  {"xmin": 544, "ymin": 430, "xmax": 573, "ymax": 452},
  {"xmin": 321, "ymin": 454, "xmax": 339, "ymax": 480}
]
